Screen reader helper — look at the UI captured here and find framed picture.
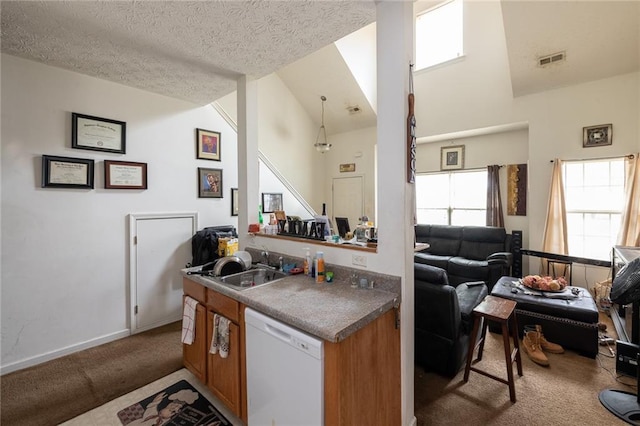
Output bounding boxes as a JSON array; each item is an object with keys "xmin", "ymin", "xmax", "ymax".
[
  {"xmin": 262, "ymin": 193, "xmax": 283, "ymax": 213},
  {"xmin": 231, "ymin": 188, "xmax": 239, "ymax": 216},
  {"xmin": 104, "ymin": 160, "xmax": 147, "ymax": 189},
  {"xmin": 340, "ymin": 163, "xmax": 356, "ymax": 173},
  {"xmin": 72, "ymin": 112, "xmax": 126, "ymax": 154},
  {"xmin": 583, "ymin": 124, "xmax": 612, "ymax": 147},
  {"xmin": 441, "ymin": 145, "xmax": 465, "ymax": 170},
  {"xmin": 42, "ymin": 155, "xmax": 95, "ymax": 189},
  {"xmin": 196, "ymin": 128, "xmax": 221, "ymax": 161},
  {"xmin": 198, "ymin": 168, "xmax": 223, "ymax": 198}
]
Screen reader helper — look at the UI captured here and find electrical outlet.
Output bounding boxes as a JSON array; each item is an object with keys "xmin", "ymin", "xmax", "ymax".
[{"xmin": 352, "ymin": 254, "xmax": 367, "ymax": 267}]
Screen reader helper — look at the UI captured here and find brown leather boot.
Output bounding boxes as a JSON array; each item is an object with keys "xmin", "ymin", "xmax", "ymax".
[
  {"xmin": 534, "ymin": 325, "xmax": 564, "ymax": 354},
  {"xmin": 522, "ymin": 330, "xmax": 549, "ymax": 366}
]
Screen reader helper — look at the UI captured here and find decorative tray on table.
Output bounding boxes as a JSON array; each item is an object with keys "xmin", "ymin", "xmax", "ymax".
[{"xmin": 520, "ymin": 275, "xmax": 568, "ymax": 293}]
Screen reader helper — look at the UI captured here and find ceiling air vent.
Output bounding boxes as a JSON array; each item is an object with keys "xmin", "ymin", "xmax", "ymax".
[{"xmin": 538, "ymin": 51, "xmax": 566, "ymax": 67}]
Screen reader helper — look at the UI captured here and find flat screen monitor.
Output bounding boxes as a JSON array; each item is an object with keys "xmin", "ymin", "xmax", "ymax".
[{"xmin": 335, "ymin": 217, "xmax": 350, "ymax": 238}]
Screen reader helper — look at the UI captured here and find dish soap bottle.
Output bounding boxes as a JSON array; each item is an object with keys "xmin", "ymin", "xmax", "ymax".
[{"xmin": 315, "ymin": 251, "xmax": 325, "ymax": 283}]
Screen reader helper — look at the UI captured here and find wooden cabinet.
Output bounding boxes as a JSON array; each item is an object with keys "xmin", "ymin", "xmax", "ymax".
[
  {"xmin": 183, "ymin": 276, "xmax": 400, "ymax": 425},
  {"xmin": 324, "ymin": 308, "xmax": 401, "ymax": 425},
  {"xmin": 205, "ymin": 288, "xmax": 244, "ymax": 420},
  {"xmin": 182, "ymin": 279, "xmax": 207, "ymax": 382}
]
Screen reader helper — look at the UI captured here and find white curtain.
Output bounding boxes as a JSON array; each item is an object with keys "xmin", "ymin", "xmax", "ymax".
[
  {"xmin": 542, "ymin": 159, "xmax": 568, "ymax": 255},
  {"xmin": 541, "ymin": 159, "xmax": 569, "ymax": 277},
  {"xmin": 617, "ymin": 154, "xmax": 640, "ymax": 247}
]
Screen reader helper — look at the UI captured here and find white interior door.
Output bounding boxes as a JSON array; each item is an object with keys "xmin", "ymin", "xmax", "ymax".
[
  {"xmin": 129, "ymin": 212, "xmax": 198, "ymax": 333},
  {"xmin": 332, "ymin": 176, "xmax": 364, "ymax": 231}
]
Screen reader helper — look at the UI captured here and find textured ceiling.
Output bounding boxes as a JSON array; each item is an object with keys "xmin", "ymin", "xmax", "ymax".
[
  {"xmin": 2, "ymin": 0, "xmax": 638, "ymax": 127},
  {"xmin": 1, "ymin": 0, "xmax": 376, "ymax": 105}
]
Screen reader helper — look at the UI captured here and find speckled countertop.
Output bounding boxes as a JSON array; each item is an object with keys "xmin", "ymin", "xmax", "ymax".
[{"xmin": 181, "ymin": 268, "xmax": 400, "ymax": 343}]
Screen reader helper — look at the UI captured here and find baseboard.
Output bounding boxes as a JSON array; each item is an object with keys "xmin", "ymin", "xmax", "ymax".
[{"xmin": 0, "ymin": 328, "xmax": 130, "ymax": 376}]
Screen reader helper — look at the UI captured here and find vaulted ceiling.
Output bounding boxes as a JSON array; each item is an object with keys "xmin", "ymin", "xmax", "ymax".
[{"xmin": 2, "ymin": 1, "xmax": 638, "ymax": 136}]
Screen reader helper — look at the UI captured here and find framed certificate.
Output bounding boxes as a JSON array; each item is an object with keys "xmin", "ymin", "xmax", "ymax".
[
  {"xmin": 42, "ymin": 155, "xmax": 95, "ymax": 189},
  {"xmin": 104, "ymin": 160, "xmax": 147, "ymax": 189},
  {"xmin": 72, "ymin": 112, "xmax": 126, "ymax": 154}
]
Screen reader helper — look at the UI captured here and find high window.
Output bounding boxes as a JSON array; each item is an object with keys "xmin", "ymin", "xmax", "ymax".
[
  {"xmin": 563, "ymin": 158, "xmax": 625, "ymax": 261},
  {"xmin": 416, "ymin": 169, "xmax": 487, "ymax": 226},
  {"xmin": 415, "ymin": 0, "xmax": 464, "ymax": 70}
]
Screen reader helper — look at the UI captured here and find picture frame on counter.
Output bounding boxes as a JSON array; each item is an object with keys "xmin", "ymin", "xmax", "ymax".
[
  {"xmin": 231, "ymin": 187, "xmax": 239, "ymax": 216},
  {"xmin": 198, "ymin": 167, "xmax": 223, "ymax": 198},
  {"xmin": 42, "ymin": 155, "xmax": 95, "ymax": 189},
  {"xmin": 196, "ymin": 128, "xmax": 221, "ymax": 161},
  {"xmin": 261, "ymin": 192, "xmax": 283, "ymax": 213},
  {"xmin": 104, "ymin": 160, "xmax": 148, "ymax": 189},
  {"xmin": 72, "ymin": 112, "xmax": 126, "ymax": 154}
]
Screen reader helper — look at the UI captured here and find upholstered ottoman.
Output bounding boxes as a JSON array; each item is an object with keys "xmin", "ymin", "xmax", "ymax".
[{"xmin": 491, "ymin": 276, "xmax": 599, "ymax": 358}]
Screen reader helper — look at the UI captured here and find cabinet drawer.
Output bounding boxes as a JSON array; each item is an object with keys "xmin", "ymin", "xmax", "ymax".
[
  {"xmin": 207, "ymin": 288, "xmax": 240, "ymax": 322},
  {"xmin": 183, "ymin": 278, "xmax": 206, "ymax": 304}
]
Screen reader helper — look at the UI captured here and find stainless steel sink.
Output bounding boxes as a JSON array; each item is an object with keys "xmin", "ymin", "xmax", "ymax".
[{"xmin": 219, "ymin": 268, "xmax": 287, "ymax": 291}]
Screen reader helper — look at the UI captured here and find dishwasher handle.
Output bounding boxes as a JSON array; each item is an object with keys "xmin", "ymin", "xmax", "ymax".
[{"xmin": 265, "ymin": 323, "xmax": 293, "ymax": 344}]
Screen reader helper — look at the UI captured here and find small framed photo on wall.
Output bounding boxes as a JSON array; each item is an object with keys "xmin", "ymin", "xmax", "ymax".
[
  {"xmin": 583, "ymin": 124, "xmax": 612, "ymax": 147},
  {"xmin": 198, "ymin": 168, "xmax": 223, "ymax": 198},
  {"xmin": 231, "ymin": 188, "xmax": 239, "ymax": 216},
  {"xmin": 261, "ymin": 193, "xmax": 283, "ymax": 213},
  {"xmin": 441, "ymin": 145, "xmax": 465, "ymax": 170},
  {"xmin": 196, "ymin": 128, "xmax": 221, "ymax": 161}
]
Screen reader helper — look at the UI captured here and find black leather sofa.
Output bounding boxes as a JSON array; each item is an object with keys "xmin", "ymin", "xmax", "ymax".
[
  {"xmin": 414, "ymin": 263, "xmax": 488, "ymax": 377},
  {"xmin": 414, "ymin": 224, "xmax": 516, "ymax": 291}
]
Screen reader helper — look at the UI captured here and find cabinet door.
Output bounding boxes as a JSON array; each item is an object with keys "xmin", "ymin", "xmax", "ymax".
[
  {"xmin": 183, "ymin": 302, "xmax": 206, "ymax": 382},
  {"xmin": 207, "ymin": 311, "xmax": 241, "ymax": 416}
]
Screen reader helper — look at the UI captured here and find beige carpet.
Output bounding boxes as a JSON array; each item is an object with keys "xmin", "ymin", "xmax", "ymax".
[
  {"xmin": 415, "ymin": 314, "xmax": 634, "ymax": 425},
  {"xmin": 1, "ymin": 321, "xmax": 183, "ymax": 426},
  {"xmin": 2, "ymin": 314, "xmax": 636, "ymax": 426}
]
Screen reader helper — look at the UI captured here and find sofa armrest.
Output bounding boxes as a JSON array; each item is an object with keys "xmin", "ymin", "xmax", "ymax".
[
  {"xmin": 415, "ymin": 281, "xmax": 460, "ymax": 341},
  {"xmin": 487, "ymin": 252, "xmax": 513, "ymax": 266}
]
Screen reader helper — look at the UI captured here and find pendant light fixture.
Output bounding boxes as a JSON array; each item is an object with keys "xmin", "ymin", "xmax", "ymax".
[{"xmin": 314, "ymin": 95, "xmax": 331, "ymax": 153}]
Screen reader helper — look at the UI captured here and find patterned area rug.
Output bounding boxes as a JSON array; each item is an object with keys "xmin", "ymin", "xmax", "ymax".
[{"xmin": 116, "ymin": 380, "xmax": 231, "ymax": 426}]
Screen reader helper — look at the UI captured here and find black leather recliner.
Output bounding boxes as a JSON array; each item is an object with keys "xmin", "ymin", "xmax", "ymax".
[{"xmin": 414, "ymin": 263, "xmax": 488, "ymax": 377}]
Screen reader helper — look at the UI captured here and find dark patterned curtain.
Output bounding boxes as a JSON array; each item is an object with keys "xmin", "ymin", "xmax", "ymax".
[{"xmin": 486, "ymin": 165, "xmax": 504, "ymax": 227}]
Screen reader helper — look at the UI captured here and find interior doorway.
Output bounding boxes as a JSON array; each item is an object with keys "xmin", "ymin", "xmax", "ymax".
[{"xmin": 332, "ymin": 176, "xmax": 364, "ymax": 232}]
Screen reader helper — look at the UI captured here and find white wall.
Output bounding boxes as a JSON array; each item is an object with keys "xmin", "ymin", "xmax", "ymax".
[
  {"xmin": 323, "ymin": 126, "xmax": 377, "ymax": 222},
  {"xmin": 1, "ymin": 54, "xmax": 239, "ymax": 372},
  {"xmin": 257, "ymin": 74, "xmax": 325, "ymax": 213}
]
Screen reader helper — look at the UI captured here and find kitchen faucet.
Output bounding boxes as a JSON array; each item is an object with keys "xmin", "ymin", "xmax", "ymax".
[{"xmin": 261, "ymin": 250, "xmax": 269, "ymax": 265}]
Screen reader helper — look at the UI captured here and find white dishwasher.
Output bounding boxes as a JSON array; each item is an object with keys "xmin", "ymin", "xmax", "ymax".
[{"xmin": 245, "ymin": 307, "xmax": 323, "ymax": 426}]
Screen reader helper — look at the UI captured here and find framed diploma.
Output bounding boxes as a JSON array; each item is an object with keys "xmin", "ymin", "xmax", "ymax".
[
  {"xmin": 42, "ymin": 155, "xmax": 95, "ymax": 189},
  {"xmin": 72, "ymin": 112, "xmax": 126, "ymax": 154},
  {"xmin": 104, "ymin": 160, "xmax": 147, "ymax": 189}
]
